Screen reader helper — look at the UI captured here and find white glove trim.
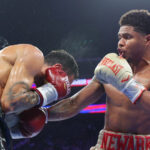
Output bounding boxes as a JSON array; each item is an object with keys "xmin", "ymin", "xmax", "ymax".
[
  {"xmin": 122, "ymin": 78, "xmax": 146, "ymax": 103},
  {"xmin": 37, "ymin": 83, "xmax": 58, "ymax": 106}
]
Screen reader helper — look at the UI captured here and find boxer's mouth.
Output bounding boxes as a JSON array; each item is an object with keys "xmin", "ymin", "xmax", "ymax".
[{"xmin": 117, "ymin": 49, "xmax": 125, "ymax": 57}]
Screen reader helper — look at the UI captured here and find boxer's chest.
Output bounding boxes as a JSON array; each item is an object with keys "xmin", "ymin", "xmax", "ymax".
[
  {"xmin": 104, "ymin": 84, "xmax": 150, "ymax": 134},
  {"xmin": 104, "ymin": 84, "xmax": 130, "ymax": 106}
]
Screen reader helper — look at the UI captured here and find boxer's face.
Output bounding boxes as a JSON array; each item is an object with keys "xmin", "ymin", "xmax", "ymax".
[{"xmin": 117, "ymin": 25, "xmax": 147, "ymax": 63}]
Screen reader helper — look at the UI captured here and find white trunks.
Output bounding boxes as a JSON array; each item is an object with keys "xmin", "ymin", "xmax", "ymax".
[{"xmin": 90, "ymin": 129, "xmax": 150, "ymax": 150}]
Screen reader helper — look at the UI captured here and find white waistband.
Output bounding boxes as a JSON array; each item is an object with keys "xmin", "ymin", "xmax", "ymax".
[{"xmin": 96, "ymin": 129, "xmax": 150, "ymax": 150}]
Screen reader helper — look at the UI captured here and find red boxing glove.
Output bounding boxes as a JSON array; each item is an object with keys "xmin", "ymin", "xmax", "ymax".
[
  {"xmin": 18, "ymin": 107, "xmax": 47, "ymax": 137},
  {"xmin": 34, "ymin": 64, "xmax": 71, "ymax": 106},
  {"xmin": 45, "ymin": 64, "xmax": 71, "ymax": 98},
  {"xmin": 9, "ymin": 107, "xmax": 48, "ymax": 139}
]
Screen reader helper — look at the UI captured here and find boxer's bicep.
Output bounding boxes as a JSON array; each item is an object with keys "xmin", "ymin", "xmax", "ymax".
[{"xmin": 47, "ymin": 79, "xmax": 105, "ymax": 121}]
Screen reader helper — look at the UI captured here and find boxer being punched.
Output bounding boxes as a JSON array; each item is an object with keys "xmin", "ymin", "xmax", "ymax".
[
  {"xmin": 0, "ymin": 44, "xmax": 78, "ymax": 149},
  {"xmin": 43, "ymin": 9, "xmax": 150, "ymax": 149}
]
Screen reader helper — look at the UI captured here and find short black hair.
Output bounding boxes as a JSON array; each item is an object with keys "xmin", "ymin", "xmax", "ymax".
[
  {"xmin": 119, "ymin": 9, "xmax": 150, "ymax": 34},
  {"xmin": 44, "ymin": 50, "xmax": 79, "ymax": 78}
]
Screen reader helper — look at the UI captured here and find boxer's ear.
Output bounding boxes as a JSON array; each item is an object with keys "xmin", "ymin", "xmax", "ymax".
[{"xmin": 53, "ymin": 63, "xmax": 62, "ymax": 69}]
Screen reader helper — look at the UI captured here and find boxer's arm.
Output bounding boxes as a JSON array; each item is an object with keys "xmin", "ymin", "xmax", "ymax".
[
  {"xmin": 1, "ymin": 44, "xmax": 44, "ymax": 113},
  {"xmin": 46, "ymin": 79, "xmax": 105, "ymax": 121},
  {"xmin": 94, "ymin": 53, "xmax": 146, "ymax": 103}
]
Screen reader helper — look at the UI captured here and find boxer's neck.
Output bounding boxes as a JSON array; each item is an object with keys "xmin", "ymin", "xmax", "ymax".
[{"xmin": 130, "ymin": 57, "xmax": 150, "ymax": 74}]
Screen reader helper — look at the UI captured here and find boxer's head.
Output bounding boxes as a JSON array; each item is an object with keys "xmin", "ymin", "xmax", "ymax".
[
  {"xmin": 35, "ymin": 50, "xmax": 79, "ymax": 86},
  {"xmin": 118, "ymin": 9, "xmax": 150, "ymax": 64}
]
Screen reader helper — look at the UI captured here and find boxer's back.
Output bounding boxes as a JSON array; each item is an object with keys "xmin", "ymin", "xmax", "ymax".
[{"xmin": 0, "ymin": 44, "xmax": 44, "ymax": 105}]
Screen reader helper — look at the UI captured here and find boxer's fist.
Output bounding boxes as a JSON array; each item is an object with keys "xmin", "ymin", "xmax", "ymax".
[
  {"xmin": 94, "ymin": 53, "xmax": 146, "ymax": 103},
  {"xmin": 9, "ymin": 107, "xmax": 48, "ymax": 139},
  {"xmin": 34, "ymin": 64, "xmax": 71, "ymax": 106},
  {"xmin": 45, "ymin": 64, "xmax": 71, "ymax": 98},
  {"xmin": 94, "ymin": 53, "xmax": 133, "ymax": 88},
  {"xmin": 19, "ymin": 107, "xmax": 47, "ymax": 137}
]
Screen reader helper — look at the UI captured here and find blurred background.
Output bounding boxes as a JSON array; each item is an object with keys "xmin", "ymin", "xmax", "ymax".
[{"xmin": 0, "ymin": 0, "xmax": 149, "ymax": 149}]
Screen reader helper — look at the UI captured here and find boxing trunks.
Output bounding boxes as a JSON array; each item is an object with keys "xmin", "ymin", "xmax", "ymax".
[
  {"xmin": 90, "ymin": 129, "xmax": 150, "ymax": 150},
  {"xmin": 0, "ymin": 105, "xmax": 12, "ymax": 150}
]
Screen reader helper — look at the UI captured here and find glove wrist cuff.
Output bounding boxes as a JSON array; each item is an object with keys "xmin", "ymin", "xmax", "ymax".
[
  {"xmin": 35, "ymin": 83, "xmax": 58, "ymax": 106},
  {"xmin": 122, "ymin": 78, "xmax": 146, "ymax": 103}
]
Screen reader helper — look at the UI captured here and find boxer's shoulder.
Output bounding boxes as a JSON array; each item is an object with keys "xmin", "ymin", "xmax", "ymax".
[
  {"xmin": 1, "ymin": 44, "xmax": 43, "ymax": 59},
  {"xmin": 14, "ymin": 44, "xmax": 44, "ymax": 73},
  {"xmin": 0, "ymin": 44, "xmax": 44, "ymax": 73}
]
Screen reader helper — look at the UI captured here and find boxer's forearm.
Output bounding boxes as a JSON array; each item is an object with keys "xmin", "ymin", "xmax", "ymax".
[
  {"xmin": 1, "ymin": 81, "xmax": 39, "ymax": 113},
  {"xmin": 11, "ymin": 91, "xmax": 39, "ymax": 112},
  {"xmin": 47, "ymin": 97, "xmax": 81, "ymax": 121},
  {"xmin": 6, "ymin": 91, "xmax": 39, "ymax": 113}
]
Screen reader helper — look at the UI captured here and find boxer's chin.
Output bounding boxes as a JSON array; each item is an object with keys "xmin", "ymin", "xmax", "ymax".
[
  {"xmin": 121, "ymin": 53, "xmax": 131, "ymax": 61},
  {"xmin": 126, "ymin": 57, "xmax": 136, "ymax": 64}
]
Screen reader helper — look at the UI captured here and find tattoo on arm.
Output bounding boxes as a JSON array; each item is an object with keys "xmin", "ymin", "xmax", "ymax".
[
  {"xmin": 8, "ymin": 81, "xmax": 30, "ymax": 98},
  {"xmin": 7, "ymin": 81, "xmax": 39, "ymax": 109},
  {"xmin": 48, "ymin": 98, "xmax": 78, "ymax": 121}
]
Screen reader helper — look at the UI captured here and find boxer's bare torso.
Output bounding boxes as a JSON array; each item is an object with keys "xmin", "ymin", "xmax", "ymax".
[
  {"xmin": 104, "ymin": 81, "xmax": 150, "ymax": 135},
  {"xmin": 103, "ymin": 25, "xmax": 150, "ymax": 134}
]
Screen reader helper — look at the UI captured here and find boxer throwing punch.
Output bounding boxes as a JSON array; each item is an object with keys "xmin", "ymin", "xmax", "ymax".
[{"xmin": 43, "ymin": 9, "xmax": 150, "ymax": 150}]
